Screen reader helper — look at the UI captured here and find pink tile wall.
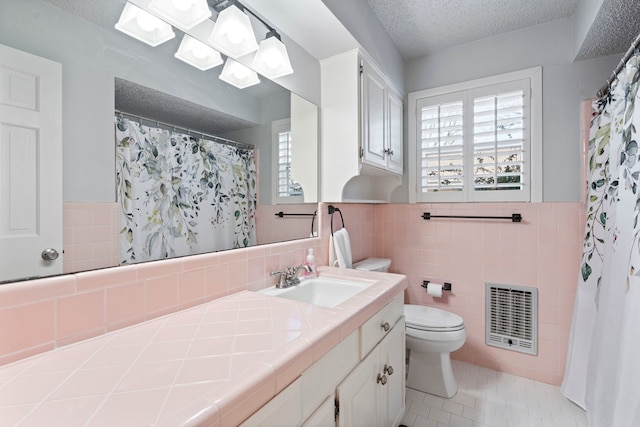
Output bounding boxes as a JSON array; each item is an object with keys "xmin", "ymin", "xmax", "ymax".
[
  {"xmin": 1, "ymin": 199, "xmax": 586, "ymax": 388},
  {"xmin": 63, "ymin": 202, "xmax": 119, "ymax": 274},
  {"xmin": 256, "ymin": 204, "xmax": 318, "ymax": 245},
  {"xmin": 0, "ymin": 231, "xmax": 326, "ymax": 367},
  {"xmin": 369, "ymin": 202, "xmax": 584, "ymax": 386}
]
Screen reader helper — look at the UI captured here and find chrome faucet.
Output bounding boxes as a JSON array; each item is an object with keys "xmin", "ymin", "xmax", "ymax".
[{"xmin": 270, "ymin": 264, "xmax": 313, "ymax": 288}]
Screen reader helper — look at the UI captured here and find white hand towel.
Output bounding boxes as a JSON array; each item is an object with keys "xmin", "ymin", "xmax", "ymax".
[
  {"xmin": 332, "ymin": 228, "xmax": 353, "ymax": 268},
  {"xmin": 329, "ymin": 234, "xmax": 338, "ymax": 267}
]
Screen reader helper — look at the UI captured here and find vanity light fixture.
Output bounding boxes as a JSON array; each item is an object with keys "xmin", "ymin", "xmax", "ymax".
[
  {"xmin": 114, "ymin": 0, "xmax": 293, "ymax": 88},
  {"xmin": 115, "ymin": 2, "xmax": 175, "ymax": 47},
  {"xmin": 219, "ymin": 58, "xmax": 260, "ymax": 89},
  {"xmin": 208, "ymin": 2, "xmax": 259, "ymax": 59},
  {"xmin": 175, "ymin": 35, "xmax": 224, "ymax": 70},
  {"xmin": 251, "ymin": 30, "xmax": 293, "ymax": 79},
  {"xmin": 148, "ymin": 0, "xmax": 212, "ymax": 30}
]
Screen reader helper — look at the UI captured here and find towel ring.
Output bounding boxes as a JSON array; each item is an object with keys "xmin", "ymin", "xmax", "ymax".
[{"xmin": 328, "ymin": 205, "xmax": 345, "ymax": 236}]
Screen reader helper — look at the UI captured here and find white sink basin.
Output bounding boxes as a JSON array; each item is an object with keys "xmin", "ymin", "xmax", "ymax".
[{"xmin": 258, "ymin": 277, "xmax": 371, "ymax": 308}]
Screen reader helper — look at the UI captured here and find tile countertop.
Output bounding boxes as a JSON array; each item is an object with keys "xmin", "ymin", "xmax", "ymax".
[{"xmin": 0, "ymin": 268, "xmax": 407, "ymax": 427}]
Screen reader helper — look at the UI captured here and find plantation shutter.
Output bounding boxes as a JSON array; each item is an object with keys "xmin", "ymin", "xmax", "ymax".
[
  {"xmin": 469, "ymin": 79, "xmax": 530, "ymax": 202},
  {"xmin": 416, "ymin": 92, "xmax": 466, "ymax": 202},
  {"xmin": 277, "ymin": 129, "xmax": 295, "ymax": 197}
]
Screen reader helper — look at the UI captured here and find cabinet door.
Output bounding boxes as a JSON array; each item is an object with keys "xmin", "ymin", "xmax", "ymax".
[
  {"xmin": 387, "ymin": 90, "xmax": 404, "ymax": 175},
  {"xmin": 361, "ymin": 61, "xmax": 387, "ymax": 170},
  {"xmin": 303, "ymin": 395, "xmax": 335, "ymax": 427},
  {"xmin": 380, "ymin": 319, "xmax": 406, "ymax": 427},
  {"xmin": 336, "ymin": 346, "xmax": 382, "ymax": 427}
]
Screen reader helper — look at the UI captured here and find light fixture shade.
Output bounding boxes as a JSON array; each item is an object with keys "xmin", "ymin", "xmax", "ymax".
[
  {"xmin": 115, "ymin": 2, "xmax": 175, "ymax": 47},
  {"xmin": 175, "ymin": 35, "xmax": 223, "ymax": 70},
  {"xmin": 208, "ymin": 4, "xmax": 258, "ymax": 58},
  {"xmin": 148, "ymin": 0, "xmax": 212, "ymax": 30},
  {"xmin": 251, "ymin": 35, "xmax": 293, "ymax": 79},
  {"xmin": 219, "ymin": 59, "xmax": 260, "ymax": 89}
]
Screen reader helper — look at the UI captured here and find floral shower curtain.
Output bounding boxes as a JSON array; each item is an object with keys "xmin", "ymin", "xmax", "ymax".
[
  {"xmin": 562, "ymin": 50, "xmax": 640, "ymax": 426},
  {"xmin": 115, "ymin": 117, "xmax": 257, "ymax": 264}
]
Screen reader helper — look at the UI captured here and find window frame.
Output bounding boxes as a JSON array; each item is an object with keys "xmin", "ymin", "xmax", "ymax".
[{"xmin": 408, "ymin": 67, "xmax": 542, "ymax": 203}]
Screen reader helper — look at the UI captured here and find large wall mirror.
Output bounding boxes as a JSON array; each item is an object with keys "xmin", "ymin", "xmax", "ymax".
[{"xmin": 0, "ymin": 0, "xmax": 319, "ymax": 283}]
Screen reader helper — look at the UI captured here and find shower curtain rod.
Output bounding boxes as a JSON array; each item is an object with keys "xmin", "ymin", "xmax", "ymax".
[
  {"xmin": 597, "ymin": 31, "xmax": 640, "ymax": 98},
  {"xmin": 115, "ymin": 110, "xmax": 254, "ymax": 150}
]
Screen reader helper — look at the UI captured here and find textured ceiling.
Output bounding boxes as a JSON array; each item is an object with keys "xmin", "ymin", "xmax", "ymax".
[
  {"xmin": 114, "ymin": 79, "xmax": 257, "ymax": 138},
  {"xmin": 366, "ymin": 0, "xmax": 579, "ymax": 59},
  {"xmin": 576, "ymin": 0, "xmax": 640, "ymax": 60},
  {"xmin": 368, "ymin": 0, "xmax": 640, "ymax": 61}
]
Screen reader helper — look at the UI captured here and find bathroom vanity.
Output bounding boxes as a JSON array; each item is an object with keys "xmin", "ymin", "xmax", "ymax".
[{"xmin": 0, "ymin": 268, "xmax": 406, "ymax": 426}]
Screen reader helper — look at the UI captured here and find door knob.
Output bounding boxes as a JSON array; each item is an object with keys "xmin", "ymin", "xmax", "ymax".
[
  {"xmin": 41, "ymin": 248, "xmax": 59, "ymax": 261},
  {"xmin": 381, "ymin": 322, "xmax": 391, "ymax": 332}
]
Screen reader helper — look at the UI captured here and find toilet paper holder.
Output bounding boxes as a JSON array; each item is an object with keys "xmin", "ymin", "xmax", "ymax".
[{"xmin": 422, "ymin": 280, "xmax": 452, "ymax": 291}]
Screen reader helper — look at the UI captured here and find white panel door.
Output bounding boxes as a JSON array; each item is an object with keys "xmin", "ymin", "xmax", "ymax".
[
  {"xmin": 0, "ymin": 43, "xmax": 62, "ymax": 282},
  {"xmin": 380, "ymin": 319, "xmax": 406, "ymax": 427},
  {"xmin": 336, "ymin": 345, "xmax": 382, "ymax": 427},
  {"xmin": 361, "ymin": 60, "xmax": 387, "ymax": 170},
  {"xmin": 387, "ymin": 90, "xmax": 404, "ymax": 175}
]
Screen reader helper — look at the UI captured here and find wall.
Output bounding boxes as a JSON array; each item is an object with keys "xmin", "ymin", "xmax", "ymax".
[
  {"xmin": 405, "ymin": 18, "xmax": 619, "ymax": 202},
  {"xmin": 3, "ymin": 199, "xmax": 585, "ymax": 386},
  {"xmin": 0, "ymin": 0, "xmax": 320, "ymax": 203},
  {"xmin": 256, "ymin": 204, "xmax": 318, "ymax": 245},
  {"xmin": 320, "ymin": 0, "xmax": 405, "ymax": 91},
  {"xmin": 63, "ymin": 203, "xmax": 119, "ymax": 274},
  {"xmin": 329, "ymin": 202, "xmax": 583, "ymax": 386}
]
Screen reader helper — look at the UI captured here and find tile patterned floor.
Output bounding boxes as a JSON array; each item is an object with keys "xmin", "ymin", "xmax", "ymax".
[{"xmin": 401, "ymin": 361, "xmax": 587, "ymax": 427}]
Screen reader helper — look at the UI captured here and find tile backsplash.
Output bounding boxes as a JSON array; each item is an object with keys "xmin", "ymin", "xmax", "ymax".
[
  {"xmin": 372, "ymin": 202, "xmax": 584, "ymax": 385},
  {"xmin": 1, "ymin": 201, "xmax": 584, "ymax": 387}
]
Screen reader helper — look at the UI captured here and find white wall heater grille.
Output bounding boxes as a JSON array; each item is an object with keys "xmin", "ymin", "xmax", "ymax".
[{"xmin": 485, "ymin": 283, "xmax": 538, "ymax": 355}]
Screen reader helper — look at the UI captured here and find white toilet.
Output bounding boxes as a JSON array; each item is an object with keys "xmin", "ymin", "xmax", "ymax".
[
  {"xmin": 404, "ymin": 304, "xmax": 466, "ymax": 398},
  {"xmin": 352, "ymin": 257, "xmax": 392, "ymax": 272},
  {"xmin": 353, "ymin": 258, "xmax": 467, "ymax": 398}
]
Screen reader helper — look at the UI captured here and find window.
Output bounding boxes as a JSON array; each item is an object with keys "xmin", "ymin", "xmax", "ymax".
[
  {"xmin": 272, "ymin": 118, "xmax": 303, "ymax": 203},
  {"xmin": 409, "ymin": 67, "xmax": 542, "ymax": 203}
]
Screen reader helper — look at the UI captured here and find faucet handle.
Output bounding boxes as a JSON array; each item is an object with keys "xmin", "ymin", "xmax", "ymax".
[{"xmin": 270, "ymin": 270, "xmax": 287, "ymax": 287}]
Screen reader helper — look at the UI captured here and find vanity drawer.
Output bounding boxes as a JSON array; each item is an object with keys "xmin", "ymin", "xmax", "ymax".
[{"xmin": 360, "ymin": 294, "xmax": 404, "ymax": 358}]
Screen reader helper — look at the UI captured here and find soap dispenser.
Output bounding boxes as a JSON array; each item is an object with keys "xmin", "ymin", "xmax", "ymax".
[{"xmin": 304, "ymin": 248, "xmax": 317, "ymax": 279}]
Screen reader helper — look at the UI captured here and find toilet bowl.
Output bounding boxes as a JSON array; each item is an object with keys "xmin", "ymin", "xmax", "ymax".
[{"xmin": 404, "ymin": 304, "xmax": 466, "ymax": 398}]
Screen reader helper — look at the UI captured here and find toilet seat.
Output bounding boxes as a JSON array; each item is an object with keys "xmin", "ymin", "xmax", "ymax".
[{"xmin": 404, "ymin": 304, "xmax": 464, "ymax": 332}]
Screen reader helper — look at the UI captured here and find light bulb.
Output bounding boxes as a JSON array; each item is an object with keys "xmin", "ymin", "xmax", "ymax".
[
  {"xmin": 136, "ymin": 12, "xmax": 158, "ymax": 32},
  {"xmin": 264, "ymin": 53, "xmax": 281, "ymax": 69},
  {"xmin": 191, "ymin": 46, "xmax": 208, "ymax": 59},
  {"xmin": 171, "ymin": 0, "xmax": 193, "ymax": 11},
  {"xmin": 226, "ymin": 28, "xmax": 245, "ymax": 45},
  {"xmin": 232, "ymin": 66, "xmax": 248, "ymax": 79}
]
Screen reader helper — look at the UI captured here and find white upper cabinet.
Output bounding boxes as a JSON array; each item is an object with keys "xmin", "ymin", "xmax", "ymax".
[
  {"xmin": 361, "ymin": 59, "xmax": 403, "ymax": 175},
  {"xmin": 321, "ymin": 49, "xmax": 404, "ymax": 202}
]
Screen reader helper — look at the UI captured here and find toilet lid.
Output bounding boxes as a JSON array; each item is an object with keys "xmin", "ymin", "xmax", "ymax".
[
  {"xmin": 353, "ymin": 258, "xmax": 391, "ymax": 272},
  {"xmin": 404, "ymin": 304, "xmax": 464, "ymax": 331}
]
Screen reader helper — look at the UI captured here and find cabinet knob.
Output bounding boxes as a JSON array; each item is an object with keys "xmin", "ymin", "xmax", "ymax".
[
  {"xmin": 384, "ymin": 148, "xmax": 394, "ymax": 156},
  {"xmin": 377, "ymin": 373, "xmax": 388, "ymax": 385},
  {"xmin": 381, "ymin": 322, "xmax": 391, "ymax": 332},
  {"xmin": 384, "ymin": 364, "xmax": 394, "ymax": 376}
]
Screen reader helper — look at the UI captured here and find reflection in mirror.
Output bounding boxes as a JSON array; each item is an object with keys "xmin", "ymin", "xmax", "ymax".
[{"xmin": 0, "ymin": 0, "xmax": 319, "ymax": 282}]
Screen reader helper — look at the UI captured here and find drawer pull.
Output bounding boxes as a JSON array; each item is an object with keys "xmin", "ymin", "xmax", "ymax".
[
  {"xmin": 381, "ymin": 322, "xmax": 391, "ymax": 332},
  {"xmin": 384, "ymin": 364, "xmax": 394, "ymax": 376},
  {"xmin": 377, "ymin": 373, "xmax": 388, "ymax": 385}
]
